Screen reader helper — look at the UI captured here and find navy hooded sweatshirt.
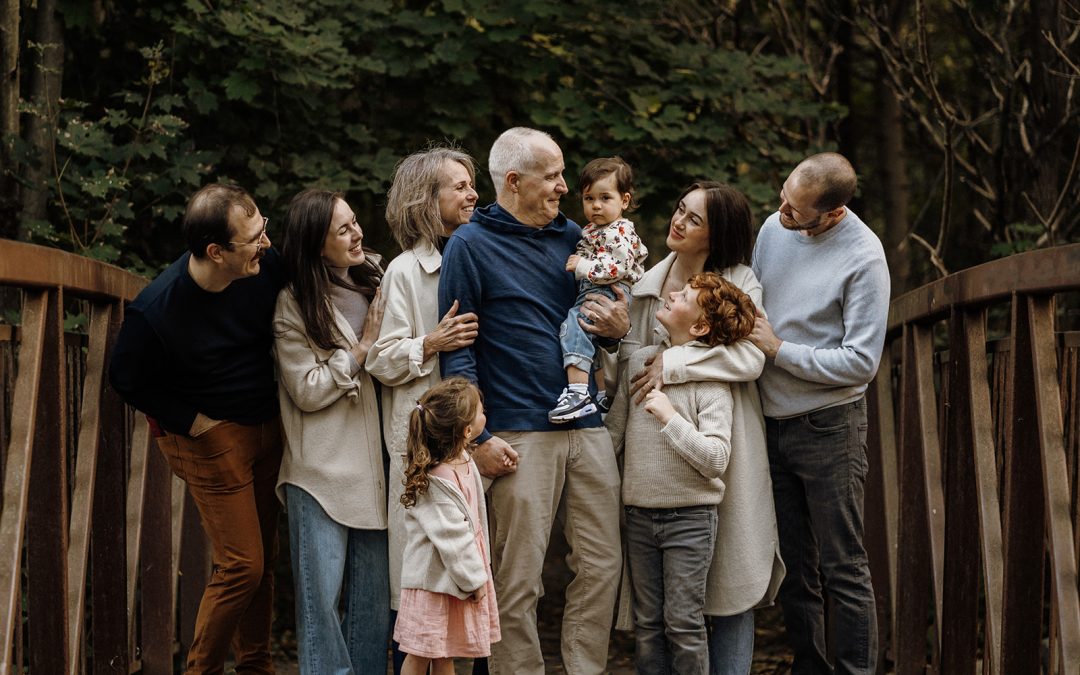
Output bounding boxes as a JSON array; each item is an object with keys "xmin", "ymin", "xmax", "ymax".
[{"xmin": 439, "ymin": 203, "xmax": 610, "ymax": 440}]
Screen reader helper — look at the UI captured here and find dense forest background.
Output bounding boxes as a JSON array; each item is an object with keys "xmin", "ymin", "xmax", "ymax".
[{"xmin": 1, "ymin": 0, "xmax": 1078, "ymax": 297}]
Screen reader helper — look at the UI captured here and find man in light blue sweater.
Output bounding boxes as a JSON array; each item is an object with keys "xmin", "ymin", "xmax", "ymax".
[{"xmin": 749, "ymin": 153, "xmax": 890, "ymax": 675}]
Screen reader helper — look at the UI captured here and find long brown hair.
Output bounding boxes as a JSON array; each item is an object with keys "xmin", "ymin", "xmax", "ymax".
[
  {"xmin": 401, "ymin": 377, "xmax": 482, "ymax": 508},
  {"xmin": 279, "ymin": 189, "xmax": 384, "ymax": 351}
]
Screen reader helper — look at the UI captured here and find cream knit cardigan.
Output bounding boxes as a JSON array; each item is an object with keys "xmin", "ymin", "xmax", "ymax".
[
  {"xmin": 399, "ymin": 460, "xmax": 490, "ymax": 599},
  {"xmin": 272, "ymin": 287, "xmax": 387, "ymax": 530},
  {"xmin": 612, "ymin": 253, "xmax": 785, "ymax": 623}
]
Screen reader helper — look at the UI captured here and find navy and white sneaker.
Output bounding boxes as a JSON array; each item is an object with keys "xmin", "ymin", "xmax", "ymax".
[{"xmin": 548, "ymin": 388, "xmax": 598, "ymax": 423}]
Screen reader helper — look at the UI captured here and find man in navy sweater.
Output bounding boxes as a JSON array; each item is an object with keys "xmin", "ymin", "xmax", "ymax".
[
  {"xmin": 110, "ymin": 184, "xmax": 284, "ymax": 675},
  {"xmin": 439, "ymin": 127, "xmax": 629, "ymax": 674}
]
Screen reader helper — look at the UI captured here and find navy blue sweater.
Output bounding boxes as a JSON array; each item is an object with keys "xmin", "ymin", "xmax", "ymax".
[
  {"xmin": 109, "ymin": 249, "xmax": 283, "ymax": 435},
  {"xmin": 439, "ymin": 203, "xmax": 603, "ymax": 439}
]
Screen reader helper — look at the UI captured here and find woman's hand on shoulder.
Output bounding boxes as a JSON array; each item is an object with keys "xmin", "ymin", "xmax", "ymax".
[
  {"xmin": 578, "ymin": 284, "xmax": 630, "ymax": 339},
  {"xmin": 422, "ymin": 299, "xmax": 479, "ymax": 362}
]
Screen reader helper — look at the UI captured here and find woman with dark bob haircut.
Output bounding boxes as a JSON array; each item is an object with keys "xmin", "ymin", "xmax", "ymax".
[
  {"xmin": 609, "ymin": 181, "xmax": 785, "ymax": 674},
  {"xmin": 272, "ymin": 188, "xmax": 390, "ymax": 674}
]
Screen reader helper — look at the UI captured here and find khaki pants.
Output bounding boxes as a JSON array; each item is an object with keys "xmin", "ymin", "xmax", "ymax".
[
  {"xmin": 156, "ymin": 419, "xmax": 283, "ymax": 675},
  {"xmin": 487, "ymin": 428, "xmax": 622, "ymax": 675}
]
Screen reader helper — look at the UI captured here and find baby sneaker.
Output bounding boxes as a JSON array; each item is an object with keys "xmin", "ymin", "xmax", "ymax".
[{"xmin": 548, "ymin": 387, "xmax": 598, "ymax": 423}]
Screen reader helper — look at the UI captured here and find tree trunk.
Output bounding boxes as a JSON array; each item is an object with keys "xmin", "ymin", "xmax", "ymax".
[
  {"xmin": 875, "ymin": 58, "xmax": 912, "ymax": 295},
  {"xmin": 0, "ymin": 0, "xmax": 20, "ymax": 239},
  {"xmin": 1025, "ymin": 0, "xmax": 1070, "ymax": 241},
  {"xmin": 835, "ymin": 0, "xmax": 856, "ymax": 165},
  {"xmin": 19, "ymin": 0, "xmax": 63, "ymax": 240}
]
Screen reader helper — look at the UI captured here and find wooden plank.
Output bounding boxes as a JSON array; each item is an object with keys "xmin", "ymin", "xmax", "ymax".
[
  {"xmin": 1000, "ymin": 294, "xmax": 1048, "ymax": 673},
  {"xmin": 896, "ymin": 322, "xmax": 939, "ymax": 675},
  {"xmin": 125, "ymin": 415, "xmax": 151, "ymax": 658},
  {"xmin": 26, "ymin": 287, "xmax": 68, "ymax": 673},
  {"xmin": 1026, "ymin": 296, "xmax": 1080, "ymax": 673},
  {"xmin": 139, "ymin": 438, "xmax": 174, "ymax": 674},
  {"xmin": 887, "ymin": 243, "xmax": 1080, "ymax": 331},
  {"xmin": 171, "ymin": 475, "xmax": 186, "ymax": 591},
  {"xmin": 0, "ymin": 239, "xmax": 146, "ymax": 302},
  {"xmin": 916, "ymin": 328, "xmax": 946, "ymax": 654},
  {"xmin": 178, "ymin": 489, "xmax": 208, "ymax": 657},
  {"xmin": 865, "ymin": 348, "xmax": 897, "ymax": 670},
  {"xmin": 966, "ymin": 310, "xmax": 1005, "ymax": 675},
  {"xmin": 0, "ymin": 291, "xmax": 47, "ymax": 675},
  {"xmin": 91, "ymin": 300, "xmax": 128, "ymax": 673},
  {"xmin": 941, "ymin": 307, "xmax": 1003, "ymax": 674},
  {"xmin": 64, "ymin": 303, "xmax": 111, "ymax": 673}
]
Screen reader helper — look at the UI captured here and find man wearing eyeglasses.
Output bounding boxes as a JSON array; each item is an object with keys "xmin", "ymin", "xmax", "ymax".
[
  {"xmin": 747, "ymin": 153, "xmax": 890, "ymax": 675},
  {"xmin": 110, "ymin": 183, "xmax": 285, "ymax": 675}
]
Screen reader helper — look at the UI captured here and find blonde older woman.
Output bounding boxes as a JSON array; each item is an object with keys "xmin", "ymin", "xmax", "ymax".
[{"xmin": 367, "ymin": 146, "xmax": 508, "ymax": 657}]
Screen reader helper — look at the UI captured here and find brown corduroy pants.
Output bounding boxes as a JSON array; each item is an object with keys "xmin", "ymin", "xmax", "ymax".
[{"xmin": 157, "ymin": 418, "xmax": 283, "ymax": 675}]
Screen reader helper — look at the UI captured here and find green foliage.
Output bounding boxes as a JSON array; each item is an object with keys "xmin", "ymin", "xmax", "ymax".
[
  {"xmin": 990, "ymin": 222, "xmax": 1045, "ymax": 258},
  {"xmin": 19, "ymin": 40, "xmax": 216, "ymax": 269},
  {"xmin": 21, "ymin": 0, "xmax": 838, "ymax": 270}
]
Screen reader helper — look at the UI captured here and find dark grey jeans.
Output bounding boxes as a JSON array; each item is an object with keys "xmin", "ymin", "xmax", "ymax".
[
  {"xmin": 625, "ymin": 504, "xmax": 717, "ymax": 675},
  {"xmin": 767, "ymin": 397, "xmax": 877, "ymax": 675}
]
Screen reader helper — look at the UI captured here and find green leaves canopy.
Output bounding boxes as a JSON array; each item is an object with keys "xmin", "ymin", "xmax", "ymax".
[{"xmin": 32, "ymin": 0, "xmax": 837, "ymax": 269}]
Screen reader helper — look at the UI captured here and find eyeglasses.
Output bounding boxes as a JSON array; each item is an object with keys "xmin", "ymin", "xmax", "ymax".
[{"xmin": 228, "ymin": 217, "xmax": 269, "ymax": 248}]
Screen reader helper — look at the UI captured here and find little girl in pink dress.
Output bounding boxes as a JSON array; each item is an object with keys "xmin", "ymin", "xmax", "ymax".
[{"xmin": 394, "ymin": 377, "xmax": 502, "ymax": 675}]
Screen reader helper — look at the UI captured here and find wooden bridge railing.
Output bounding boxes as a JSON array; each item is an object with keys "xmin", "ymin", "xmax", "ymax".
[
  {"xmin": 865, "ymin": 243, "xmax": 1080, "ymax": 674},
  {"xmin": 0, "ymin": 239, "xmax": 207, "ymax": 674},
  {"xmin": 3, "ymin": 237, "xmax": 1080, "ymax": 673}
]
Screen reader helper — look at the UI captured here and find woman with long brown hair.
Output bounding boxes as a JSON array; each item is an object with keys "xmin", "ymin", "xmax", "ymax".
[{"xmin": 273, "ymin": 188, "xmax": 389, "ymax": 674}]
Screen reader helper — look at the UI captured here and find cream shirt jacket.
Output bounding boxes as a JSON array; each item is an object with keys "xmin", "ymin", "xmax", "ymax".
[
  {"xmin": 613, "ymin": 252, "xmax": 785, "ymax": 623},
  {"xmin": 273, "ymin": 287, "xmax": 387, "ymax": 529},
  {"xmin": 365, "ymin": 242, "xmax": 444, "ymax": 608}
]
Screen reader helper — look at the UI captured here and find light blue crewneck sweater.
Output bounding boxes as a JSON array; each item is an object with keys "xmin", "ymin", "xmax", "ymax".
[{"xmin": 751, "ymin": 209, "xmax": 891, "ymax": 418}]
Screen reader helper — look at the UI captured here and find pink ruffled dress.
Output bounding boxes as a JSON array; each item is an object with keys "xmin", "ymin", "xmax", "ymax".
[{"xmin": 394, "ymin": 462, "xmax": 501, "ymax": 658}]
